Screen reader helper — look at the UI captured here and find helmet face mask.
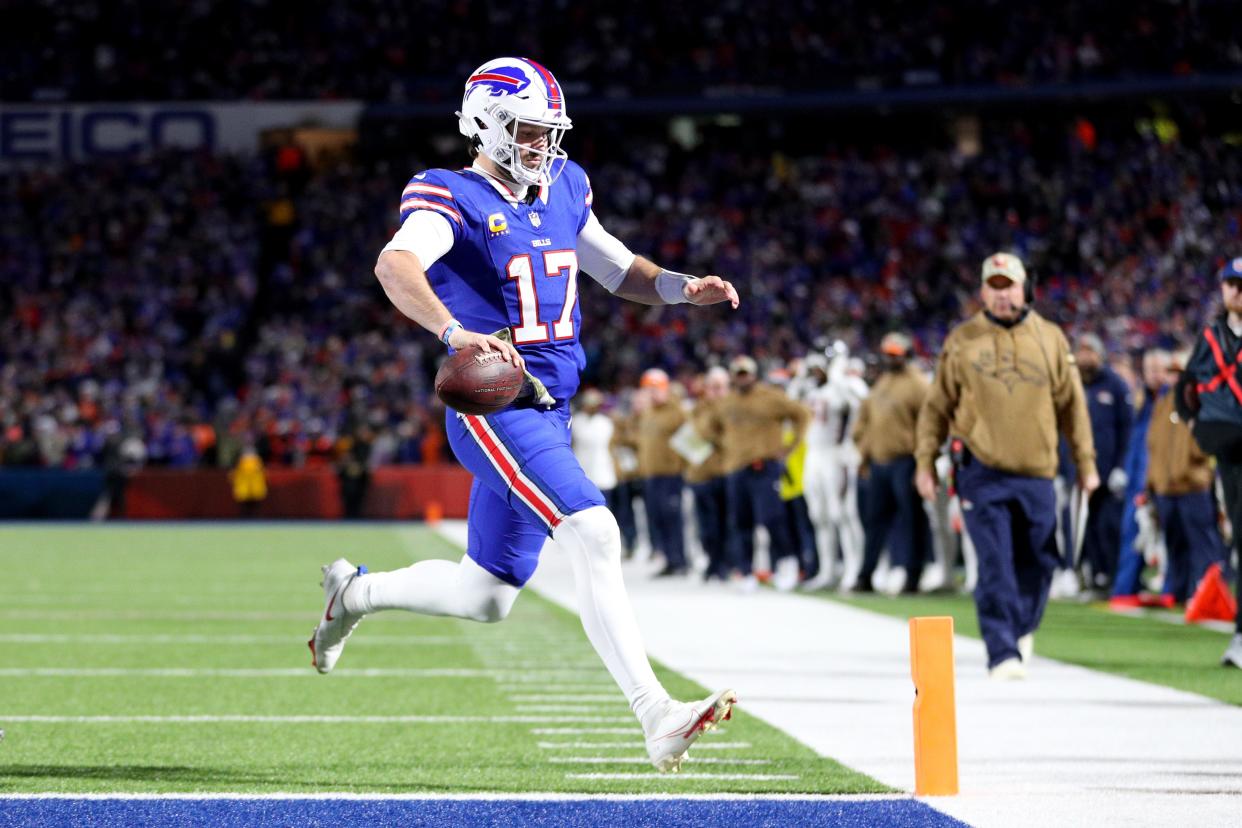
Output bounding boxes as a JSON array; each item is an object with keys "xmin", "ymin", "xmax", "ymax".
[{"xmin": 458, "ymin": 58, "xmax": 573, "ymax": 188}]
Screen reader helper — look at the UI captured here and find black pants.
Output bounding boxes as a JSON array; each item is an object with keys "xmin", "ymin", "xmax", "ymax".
[{"xmin": 1216, "ymin": 460, "xmax": 1242, "ymax": 633}]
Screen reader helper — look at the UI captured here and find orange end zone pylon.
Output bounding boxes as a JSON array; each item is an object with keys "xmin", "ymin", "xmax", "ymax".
[
  {"xmin": 1185, "ymin": 562, "xmax": 1237, "ymax": 624},
  {"xmin": 910, "ymin": 616, "xmax": 959, "ymax": 796}
]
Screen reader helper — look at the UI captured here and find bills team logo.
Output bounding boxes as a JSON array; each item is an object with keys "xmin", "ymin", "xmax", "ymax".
[
  {"xmin": 487, "ymin": 213, "xmax": 509, "ymax": 236},
  {"xmin": 467, "ymin": 67, "xmax": 531, "ymax": 97}
]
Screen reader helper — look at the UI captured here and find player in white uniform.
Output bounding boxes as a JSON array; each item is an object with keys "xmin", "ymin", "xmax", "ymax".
[
  {"xmin": 571, "ymin": 388, "xmax": 617, "ymax": 495},
  {"xmin": 799, "ymin": 345, "xmax": 869, "ymax": 590}
]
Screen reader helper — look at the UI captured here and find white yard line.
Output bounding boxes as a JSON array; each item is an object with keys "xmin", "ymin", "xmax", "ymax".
[
  {"xmin": 0, "ymin": 792, "xmax": 907, "ymax": 801},
  {"xmin": 537, "ymin": 741, "xmax": 751, "ymax": 750},
  {"xmin": 564, "ymin": 773, "xmax": 799, "ymax": 781},
  {"xmin": 507, "ymin": 694, "xmax": 625, "ymax": 702},
  {"xmin": 529, "ymin": 728, "xmax": 641, "ymax": 735},
  {"xmin": 548, "ymin": 757, "xmax": 772, "ymax": 765},
  {"xmin": 442, "ymin": 520, "xmax": 1242, "ymax": 828},
  {"xmin": 0, "ymin": 633, "xmax": 464, "ymax": 646},
  {"xmin": 0, "ymin": 667, "xmax": 605, "ymax": 679},
  {"xmin": 0, "ymin": 715, "xmax": 636, "ymax": 724}
]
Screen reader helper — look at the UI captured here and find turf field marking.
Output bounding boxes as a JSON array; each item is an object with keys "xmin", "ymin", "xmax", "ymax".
[
  {"xmin": 1, "ymin": 715, "xmax": 635, "ymax": 724},
  {"xmin": 498, "ymin": 685, "xmax": 618, "ymax": 694},
  {"xmin": 554, "ymin": 757, "xmax": 769, "ymax": 768},
  {"xmin": 0, "ymin": 633, "xmax": 465, "ymax": 646},
  {"xmin": 513, "ymin": 704, "xmax": 627, "ymax": 713},
  {"xmin": 508, "ymin": 694, "xmax": 628, "ymax": 702},
  {"xmin": 564, "ymin": 773, "xmax": 799, "ymax": 781},
  {"xmin": 529, "ymin": 728, "xmax": 641, "ymax": 735},
  {"xmin": 0, "ymin": 793, "xmax": 910, "ymax": 801},
  {"xmin": 538, "ymin": 741, "xmax": 752, "ymax": 750},
  {"xmin": 1107, "ymin": 607, "xmax": 1235, "ymax": 634},
  {"xmin": 0, "ymin": 667, "xmax": 606, "ymax": 678}
]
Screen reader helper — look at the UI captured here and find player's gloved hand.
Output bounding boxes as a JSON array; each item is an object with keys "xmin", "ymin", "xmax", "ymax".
[
  {"xmin": 684, "ymin": 275, "xmax": 740, "ymax": 309},
  {"xmin": 1107, "ymin": 467, "xmax": 1129, "ymax": 497},
  {"xmin": 448, "ymin": 327, "xmax": 525, "ymax": 370}
]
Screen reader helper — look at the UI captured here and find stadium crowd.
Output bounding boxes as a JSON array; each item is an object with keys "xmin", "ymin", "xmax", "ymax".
[
  {"xmin": 6, "ymin": 0, "xmax": 1241, "ymax": 102},
  {"xmin": 3, "ymin": 111, "xmax": 1241, "ymax": 473}
]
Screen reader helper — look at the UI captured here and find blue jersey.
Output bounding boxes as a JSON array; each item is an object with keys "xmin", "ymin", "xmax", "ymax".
[{"xmin": 399, "ymin": 159, "xmax": 594, "ymax": 403}]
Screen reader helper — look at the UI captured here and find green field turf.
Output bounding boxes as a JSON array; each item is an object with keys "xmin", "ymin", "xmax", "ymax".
[
  {"xmin": 833, "ymin": 592, "xmax": 1242, "ymax": 705},
  {"xmin": 0, "ymin": 524, "xmax": 883, "ymax": 795}
]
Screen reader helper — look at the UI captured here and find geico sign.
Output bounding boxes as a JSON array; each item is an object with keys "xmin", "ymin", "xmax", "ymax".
[{"xmin": 0, "ymin": 108, "xmax": 215, "ymax": 160}]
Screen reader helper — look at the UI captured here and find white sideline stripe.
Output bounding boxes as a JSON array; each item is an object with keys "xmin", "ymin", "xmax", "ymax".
[
  {"xmin": 0, "ymin": 634, "xmax": 465, "ymax": 646},
  {"xmin": 0, "ymin": 793, "xmax": 907, "ymax": 801},
  {"xmin": 565, "ymin": 773, "xmax": 799, "ymax": 781},
  {"xmin": 530, "ymin": 728, "xmax": 640, "ymax": 735},
  {"xmin": 539, "ymin": 741, "xmax": 751, "ymax": 750},
  {"xmin": 1, "ymin": 715, "xmax": 635, "ymax": 724},
  {"xmin": 548, "ymin": 757, "xmax": 772, "ymax": 766},
  {"xmin": 0, "ymin": 668, "xmax": 603, "ymax": 678}
]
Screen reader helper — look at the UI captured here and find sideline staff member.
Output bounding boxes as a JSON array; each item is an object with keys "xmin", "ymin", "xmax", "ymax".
[{"xmin": 916, "ymin": 252, "xmax": 1097, "ymax": 679}]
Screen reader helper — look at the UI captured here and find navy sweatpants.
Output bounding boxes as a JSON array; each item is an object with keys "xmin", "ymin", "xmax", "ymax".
[
  {"xmin": 956, "ymin": 460, "xmax": 1060, "ymax": 668},
  {"xmin": 645, "ymin": 474, "xmax": 686, "ymax": 570},
  {"xmin": 607, "ymin": 481, "xmax": 639, "ymax": 556},
  {"xmin": 726, "ymin": 460, "xmax": 796, "ymax": 575},
  {"xmin": 859, "ymin": 455, "xmax": 929, "ymax": 589},
  {"xmin": 691, "ymin": 476, "xmax": 730, "ymax": 580},
  {"xmin": 1155, "ymin": 490, "xmax": 1227, "ymax": 603}
]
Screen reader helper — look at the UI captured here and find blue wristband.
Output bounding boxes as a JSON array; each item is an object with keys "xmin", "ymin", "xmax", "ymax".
[{"xmin": 439, "ymin": 320, "xmax": 462, "ymax": 346}]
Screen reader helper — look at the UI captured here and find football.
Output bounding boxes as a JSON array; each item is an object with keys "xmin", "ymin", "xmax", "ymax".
[{"xmin": 434, "ymin": 346, "xmax": 525, "ymax": 415}]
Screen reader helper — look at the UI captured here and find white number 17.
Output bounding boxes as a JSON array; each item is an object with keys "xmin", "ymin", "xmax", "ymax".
[{"xmin": 505, "ymin": 250, "xmax": 579, "ymax": 344}]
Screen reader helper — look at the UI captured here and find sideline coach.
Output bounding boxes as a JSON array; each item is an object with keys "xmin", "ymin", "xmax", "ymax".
[{"xmin": 915, "ymin": 252, "xmax": 1097, "ymax": 678}]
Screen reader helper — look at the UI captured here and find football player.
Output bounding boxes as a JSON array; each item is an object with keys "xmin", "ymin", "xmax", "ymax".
[
  {"xmin": 800, "ymin": 344, "xmax": 869, "ymax": 591},
  {"xmin": 308, "ymin": 57, "xmax": 738, "ymax": 772}
]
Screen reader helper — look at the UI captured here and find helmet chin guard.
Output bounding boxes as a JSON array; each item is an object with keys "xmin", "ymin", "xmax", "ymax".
[{"xmin": 457, "ymin": 57, "xmax": 573, "ymax": 187}]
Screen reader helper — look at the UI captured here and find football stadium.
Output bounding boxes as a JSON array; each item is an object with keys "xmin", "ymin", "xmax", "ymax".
[{"xmin": 3, "ymin": 2, "xmax": 1242, "ymax": 826}]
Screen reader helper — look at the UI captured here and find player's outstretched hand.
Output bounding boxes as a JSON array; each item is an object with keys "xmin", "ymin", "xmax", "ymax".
[
  {"xmin": 448, "ymin": 328, "xmax": 525, "ymax": 370},
  {"xmin": 684, "ymin": 275, "xmax": 740, "ymax": 309}
]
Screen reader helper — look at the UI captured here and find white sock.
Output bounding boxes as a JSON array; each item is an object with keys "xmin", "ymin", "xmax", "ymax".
[
  {"xmin": 343, "ymin": 554, "xmax": 520, "ymax": 623},
  {"xmin": 552, "ymin": 506, "xmax": 671, "ymax": 732}
]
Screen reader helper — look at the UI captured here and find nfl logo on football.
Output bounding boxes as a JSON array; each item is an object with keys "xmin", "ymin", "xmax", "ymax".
[{"xmin": 528, "ymin": 211, "xmax": 542, "ymax": 228}]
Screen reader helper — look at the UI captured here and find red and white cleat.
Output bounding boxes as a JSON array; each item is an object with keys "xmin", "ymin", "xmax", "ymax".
[
  {"xmin": 308, "ymin": 558, "xmax": 367, "ymax": 674},
  {"xmin": 644, "ymin": 688, "xmax": 738, "ymax": 772}
]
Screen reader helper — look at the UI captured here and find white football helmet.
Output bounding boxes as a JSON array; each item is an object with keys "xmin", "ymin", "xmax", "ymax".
[{"xmin": 457, "ymin": 57, "xmax": 573, "ymax": 187}]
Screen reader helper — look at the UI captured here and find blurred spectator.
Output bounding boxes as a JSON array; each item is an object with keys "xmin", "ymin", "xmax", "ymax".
[
  {"xmin": 685, "ymin": 367, "xmax": 732, "ymax": 582},
  {"xmin": 712, "ymin": 355, "xmax": 810, "ymax": 592},
  {"xmin": 1111, "ymin": 349, "xmax": 1173, "ymax": 607},
  {"xmin": 635, "ymin": 369, "xmax": 689, "ymax": 577},
  {"xmin": 853, "ymin": 332, "xmax": 930, "ymax": 595},
  {"xmin": 5, "ymin": 1, "xmax": 1240, "ymax": 101},
  {"xmin": 1174, "ymin": 260, "xmax": 1242, "ymax": 665},
  {"xmin": 230, "ymin": 443, "xmax": 268, "ymax": 518},
  {"xmin": 1146, "ymin": 351, "xmax": 1228, "ymax": 603},
  {"xmin": 1073, "ymin": 333, "xmax": 1134, "ymax": 591}
]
